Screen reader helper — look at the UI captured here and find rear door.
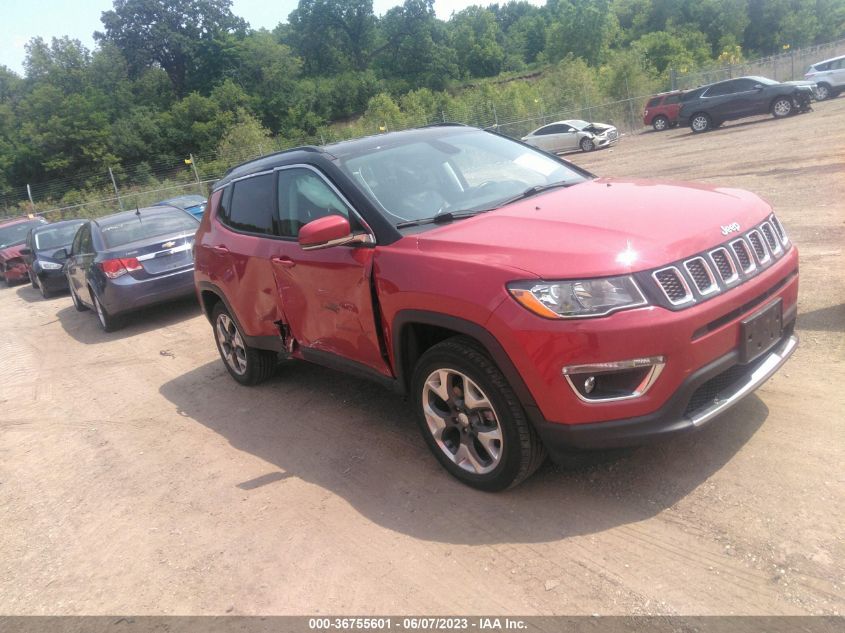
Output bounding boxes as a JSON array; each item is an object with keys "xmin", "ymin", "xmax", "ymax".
[
  {"xmin": 830, "ymin": 57, "xmax": 845, "ymax": 88},
  {"xmin": 270, "ymin": 166, "xmax": 389, "ymax": 375},
  {"xmin": 67, "ymin": 223, "xmax": 95, "ymax": 304}
]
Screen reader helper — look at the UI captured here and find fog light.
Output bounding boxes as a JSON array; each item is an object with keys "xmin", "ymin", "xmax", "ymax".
[{"xmin": 562, "ymin": 356, "xmax": 665, "ymax": 402}]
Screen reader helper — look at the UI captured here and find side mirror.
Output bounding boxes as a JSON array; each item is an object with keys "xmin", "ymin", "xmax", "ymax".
[
  {"xmin": 19, "ymin": 247, "xmax": 31, "ymax": 255},
  {"xmin": 754, "ymin": 84, "xmax": 763, "ymax": 91},
  {"xmin": 54, "ymin": 248, "xmax": 69, "ymax": 260},
  {"xmin": 298, "ymin": 215, "xmax": 370, "ymax": 250}
]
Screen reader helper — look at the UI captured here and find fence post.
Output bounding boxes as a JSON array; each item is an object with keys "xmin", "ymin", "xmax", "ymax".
[
  {"xmin": 26, "ymin": 184, "xmax": 36, "ymax": 214},
  {"xmin": 189, "ymin": 153, "xmax": 202, "ymax": 194},
  {"xmin": 492, "ymin": 102, "xmax": 498, "ymax": 129},
  {"xmin": 108, "ymin": 167, "xmax": 124, "ymax": 211},
  {"xmin": 669, "ymin": 68, "xmax": 676, "ymax": 90}
]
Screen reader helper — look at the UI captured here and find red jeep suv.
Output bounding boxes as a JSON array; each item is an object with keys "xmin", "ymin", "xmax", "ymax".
[
  {"xmin": 643, "ymin": 91, "xmax": 684, "ymax": 131},
  {"xmin": 194, "ymin": 125, "xmax": 798, "ymax": 490}
]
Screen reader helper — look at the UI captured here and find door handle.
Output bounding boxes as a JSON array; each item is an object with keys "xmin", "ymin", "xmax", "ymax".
[
  {"xmin": 271, "ymin": 256, "xmax": 296, "ymax": 268},
  {"xmin": 210, "ymin": 245, "xmax": 229, "ymax": 254}
]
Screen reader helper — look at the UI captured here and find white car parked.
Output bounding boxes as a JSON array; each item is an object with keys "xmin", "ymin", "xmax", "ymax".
[
  {"xmin": 804, "ymin": 54, "xmax": 845, "ymax": 100},
  {"xmin": 521, "ymin": 119, "xmax": 619, "ymax": 153}
]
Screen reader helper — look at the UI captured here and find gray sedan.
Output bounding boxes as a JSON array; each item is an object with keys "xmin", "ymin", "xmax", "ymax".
[
  {"xmin": 521, "ymin": 119, "xmax": 619, "ymax": 153},
  {"xmin": 63, "ymin": 206, "xmax": 199, "ymax": 331}
]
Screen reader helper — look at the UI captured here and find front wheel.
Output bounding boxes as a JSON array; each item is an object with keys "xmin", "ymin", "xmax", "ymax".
[
  {"xmin": 29, "ymin": 270, "xmax": 38, "ymax": 289},
  {"xmin": 411, "ymin": 337, "xmax": 546, "ymax": 491},
  {"xmin": 652, "ymin": 115, "xmax": 670, "ymax": 131},
  {"xmin": 39, "ymin": 279, "xmax": 52, "ymax": 299},
  {"xmin": 772, "ymin": 97, "xmax": 793, "ymax": 118},
  {"xmin": 815, "ymin": 83, "xmax": 831, "ymax": 101},
  {"xmin": 690, "ymin": 113, "xmax": 712, "ymax": 133},
  {"xmin": 579, "ymin": 137, "xmax": 595, "ymax": 152},
  {"xmin": 211, "ymin": 302, "xmax": 277, "ymax": 386}
]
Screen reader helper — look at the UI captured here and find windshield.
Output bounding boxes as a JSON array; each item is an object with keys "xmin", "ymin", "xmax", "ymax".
[
  {"xmin": 34, "ymin": 222, "xmax": 85, "ymax": 251},
  {"xmin": 100, "ymin": 210, "xmax": 198, "ymax": 248},
  {"xmin": 0, "ymin": 220, "xmax": 45, "ymax": 249},
  {"xmin": 748, "ymin": 76, "xmax": 779, "ymax": 85},
  {"xmin": 338, "ymin": 130, "xmax": 588, "ymax": 225}
]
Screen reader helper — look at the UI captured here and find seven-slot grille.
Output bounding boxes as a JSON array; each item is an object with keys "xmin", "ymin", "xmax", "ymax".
[{"xmin": 651, "ymin": 215, "xmax": 789, "ymax": 308}]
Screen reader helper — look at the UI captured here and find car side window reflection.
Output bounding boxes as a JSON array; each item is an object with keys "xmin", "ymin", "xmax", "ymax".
[{"xmin": 276, "ymin": 169, "xmax": 355, "ymax": 239}]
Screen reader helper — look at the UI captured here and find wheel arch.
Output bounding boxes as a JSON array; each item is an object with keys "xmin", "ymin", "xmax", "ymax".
[
  {"xmin": 392, "ymin": 310, "xmax": 539, "ymax": 414},
  {"xmin": 196, "ymin": 281, "xmax": 284, "ymax": 352}
]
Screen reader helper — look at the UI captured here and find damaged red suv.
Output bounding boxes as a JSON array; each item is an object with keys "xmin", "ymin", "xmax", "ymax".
[{"xmin": 194, "ymin": 125, "xmax": 798, "ymax": 490}]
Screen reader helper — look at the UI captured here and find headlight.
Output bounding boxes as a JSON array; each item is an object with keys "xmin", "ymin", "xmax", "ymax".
[
  {"xmin": 508, "ymin": 276, "xmax": 647, "ymax": 319},
  {"xmin": 40, "ymin": 261, "xmax": 63, "ymax": 270}
]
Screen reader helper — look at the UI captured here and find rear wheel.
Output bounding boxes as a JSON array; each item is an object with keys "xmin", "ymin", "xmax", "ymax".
[
  {"xmin": 211, "ymin": 302, "xmax": 277, "ymax": 386},
  {"xmin": 411, "ymin": 337, "xmax": 546, "ymax": 491},
  {"xmin": 91, "ymin": 289, "xmax": 123, "ymax": 332},
  {"xmin": 815, "ymin": 83, "xmax": 831, "ymax": 100},
  {"xmin": 579, "ymin": 137, "xmax": 595, "ymax": 152},
  {"xmin": 690, "ymin": 113, "xmax": 712, "ymax": 133},
  {"xmin": 652, "ymin": 115, "xmax": 670, "ymax": 131},
  {"xmin": 772, "ymin": 97, "xmax": 793, "ymax": 118}
]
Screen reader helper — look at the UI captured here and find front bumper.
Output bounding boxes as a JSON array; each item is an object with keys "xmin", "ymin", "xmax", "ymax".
[
  {"xmin": 530, "ymin": 327, "xmax": 797, "ymax": 458},
  {"xmin": 36, "ymin": 268, "xmax": 70, "ymax": 292}
]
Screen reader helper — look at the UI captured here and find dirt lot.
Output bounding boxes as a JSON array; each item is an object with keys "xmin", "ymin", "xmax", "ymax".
[{"xmin": 1, "ymin": 99, "xmax": 843, "ymax": 616}]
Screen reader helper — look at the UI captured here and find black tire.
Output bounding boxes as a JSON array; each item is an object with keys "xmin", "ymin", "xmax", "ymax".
[
  {"xmin": 771, "ymin": 96, "xmax": 793, "ymax": 118},
  {"xmin": 211, "ymin": 302, "xmax": 277, "ymax": 386},
  {"xmin": 411, "ymin": 336, "xmax": 546, "ymax": 491},
  {"xmin": 91, "ymin": 288, "xmax": 123, "ymax": 332},
  {"xmin": 815, "ymin": 83, "xmax": 832, "ymax": 101},
  {"xmin": 29, "ymin": 270, "xmax": 38, "ymax": 289},
  {"xmin": 39, "ymin": 280, "xmax": 52, "ymax": 299},
  {"xmin": 579, "ymin": 137, "xmax": 595, "ymax": 152},
  {"xmin": 70, "ymin": 282, "xmax": 88, "ymax": 311},
  {"xmin": 652, "ymin": 115, "xmax": 670, "ymax": 131},
  {"xmin": 690, "ymin": 112, "xmax": 712, "ymax": 133}
]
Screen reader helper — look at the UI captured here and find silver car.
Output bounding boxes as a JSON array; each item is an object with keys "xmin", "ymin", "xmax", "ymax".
[
  {"xmin": 804, "ymin": 54, "xmax": 845, "ymax": 100},
  {"xmin": 521, "ymin": 119, "xmax": 619, "ymax": 153}
]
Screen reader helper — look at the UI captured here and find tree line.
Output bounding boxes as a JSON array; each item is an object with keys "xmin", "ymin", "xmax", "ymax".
[{"xmin": 1, "ymin": 0, "xmax": 844, "ymax": 206}]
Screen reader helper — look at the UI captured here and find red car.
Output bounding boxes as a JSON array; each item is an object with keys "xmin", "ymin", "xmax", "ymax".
[
  {"xmin": 0, "ymin": 216, "xmax": 49, "ymax": 285},
  {"xmin": 643, "ymin": 91, "xmax": 684, "ymax": 131},
  {"xmin": 194, "ymin": 126, "xmax": 798, "ymax": 490}
]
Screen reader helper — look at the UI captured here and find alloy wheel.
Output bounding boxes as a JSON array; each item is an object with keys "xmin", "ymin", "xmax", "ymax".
[
  {"xmin": 816, "ymin": 84, "xmax": 830, "ymax": 100},
  {"xmin": 691, "ymin": 115, "xmax": 710, "ymax": 132},
  {"xmin": 653, "ymin": 116, "xmax": 668, "ymax": 131},
  {"xmin": 421, "ymin": 368, "xmax": 503, "ymax": 475},
  {"xmin": 216, "ymin": 313, "xmax": 248, "ymax": 375},
  {"xmin": 773, "ymin": 98, "xmax": 792, "ymax": 117},
  {"xmin": 93, "ymin": 294, "xmax": 107, "ymax": 329}
]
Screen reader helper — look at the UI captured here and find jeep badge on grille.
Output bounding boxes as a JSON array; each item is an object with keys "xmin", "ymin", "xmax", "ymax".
[{"xmin": 721, "ymin": 222, "xmax": 741, "ymax": 236}]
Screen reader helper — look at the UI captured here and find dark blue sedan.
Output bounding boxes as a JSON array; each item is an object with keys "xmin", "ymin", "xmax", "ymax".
[
  {"xmin": 153, "ymin": 194, "xmax": 207, "ymax": 219},
  {"xmin": 22, "ymin": 219, "xmax": 86, "ymax": 298},
  {"xmin": 64, "ymin": 206, "xmax": 200, "ymax": 331}
]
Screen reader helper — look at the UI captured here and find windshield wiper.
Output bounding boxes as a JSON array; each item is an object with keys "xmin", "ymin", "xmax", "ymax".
[
  {"xmin": 395, "ymin": 210, "xmax": 485, "ymax": 229},
  {"xmin": 494, "ymin": 181, "xmax": 574, "ymax": 208}
]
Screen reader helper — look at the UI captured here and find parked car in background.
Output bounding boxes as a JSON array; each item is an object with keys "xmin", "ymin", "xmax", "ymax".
[
  {"xmin": 678, "ymin": 76, "xmax": 814, "ymax": 133},
  {"xmin": 21, "ymin": 219, "xmax": 86, "ymax": 298},
  {"xmin": 522, "ymin": 119, "xmax": 619, "ymax": 152},
  {"xmin": 642, "ymin": 90, "xmax": 684, "ymax": 130},
  {"xmin": 64, "ymin": 206, "xmax": 200, "ymax": 331},
  {"xmin": 153, "ymin": 194, "xmax": 207, "ymax": 219},
  {"xmin": 0, "ymin": 216, "xmax": 49, "ymax": 285},
  {"xmin": 803, "ymin": 54, "xmax": 845, "ymax": 100},
  {"xmin": 194, "ymin": 125, "xmax": 798, "ymax": 490}
]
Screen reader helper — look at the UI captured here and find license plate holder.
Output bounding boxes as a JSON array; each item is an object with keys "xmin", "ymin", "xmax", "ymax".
[{"xmin": 740, "ymin": 299, "xmax": 783, "ymax": 364}]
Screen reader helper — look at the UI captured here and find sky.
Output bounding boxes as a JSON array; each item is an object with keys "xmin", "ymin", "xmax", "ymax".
[{"xmin": 0, "ymin": 0, "xmax": 544, "ymax": 76}]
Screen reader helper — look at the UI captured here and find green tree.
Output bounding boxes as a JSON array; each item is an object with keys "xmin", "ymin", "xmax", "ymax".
[
  {"xmin": 450, "ymin": 7, "xmax": 506, "ymax": 78},
  {"xmin": 96, "ymin": 0, "xmax": 247, "ymax": 96}
]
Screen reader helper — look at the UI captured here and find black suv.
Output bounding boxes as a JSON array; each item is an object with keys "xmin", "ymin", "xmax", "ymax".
[{"xmin": 678, "ymin": 76, "xmax": 813, "ymax": 133}]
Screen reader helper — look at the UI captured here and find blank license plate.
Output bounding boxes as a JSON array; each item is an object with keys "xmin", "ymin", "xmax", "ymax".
[{"xmin": 740, "ymin": 299, "xmax": 783, "ymax": 364}]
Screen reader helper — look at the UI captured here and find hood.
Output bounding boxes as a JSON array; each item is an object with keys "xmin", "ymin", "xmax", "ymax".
[
  {"xmin": 0, "ymin": 243, "xmax": 26, "ymax": 261},
  {"xmin": 412, "ymin": 178, "xmax": 774, "ymax": 278}
]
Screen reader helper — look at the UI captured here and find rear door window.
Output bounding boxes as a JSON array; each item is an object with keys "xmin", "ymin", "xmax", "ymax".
[
  {"xmin": 647, "ymin": 97, "xmax": 662, "ymax": 107},
  {"xmin": 226, "ymin": 174, "xmax": 276, "ymax": 235},
  {"xmin": 704, "ymin": 81, "xmax": 737, "ymax": 97},
  {"xmin": 664, "ymin": 94, "xmax": 681, "ymax": 104}
]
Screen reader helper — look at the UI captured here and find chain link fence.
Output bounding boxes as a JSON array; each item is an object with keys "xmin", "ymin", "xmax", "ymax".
[{"xmin": 670, "ymin": 38, "xmax": 845, "ymax": 89}]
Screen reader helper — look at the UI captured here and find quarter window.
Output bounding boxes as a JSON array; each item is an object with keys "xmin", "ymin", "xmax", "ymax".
[
  {"xmin": 647, "ymin": 97, "xmax": 661, "ymax": 107},
  {"xmin": 227, "ymin": 174, "xmax": 275, "ymax": 235},
  {"xmin": 277, "ymin": 169, "xmax": 354, "ymax": 238}
]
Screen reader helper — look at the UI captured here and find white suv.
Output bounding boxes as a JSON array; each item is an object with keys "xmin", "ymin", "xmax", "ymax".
[{"xmin": 804, "ymin": 54, "xmax": 845, "ymax": 100}]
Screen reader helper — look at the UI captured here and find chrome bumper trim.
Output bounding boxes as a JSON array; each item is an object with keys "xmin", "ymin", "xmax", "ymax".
[{"xmin": 689, "ymin": 334, "xmax": 798, "ymax": 427}]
